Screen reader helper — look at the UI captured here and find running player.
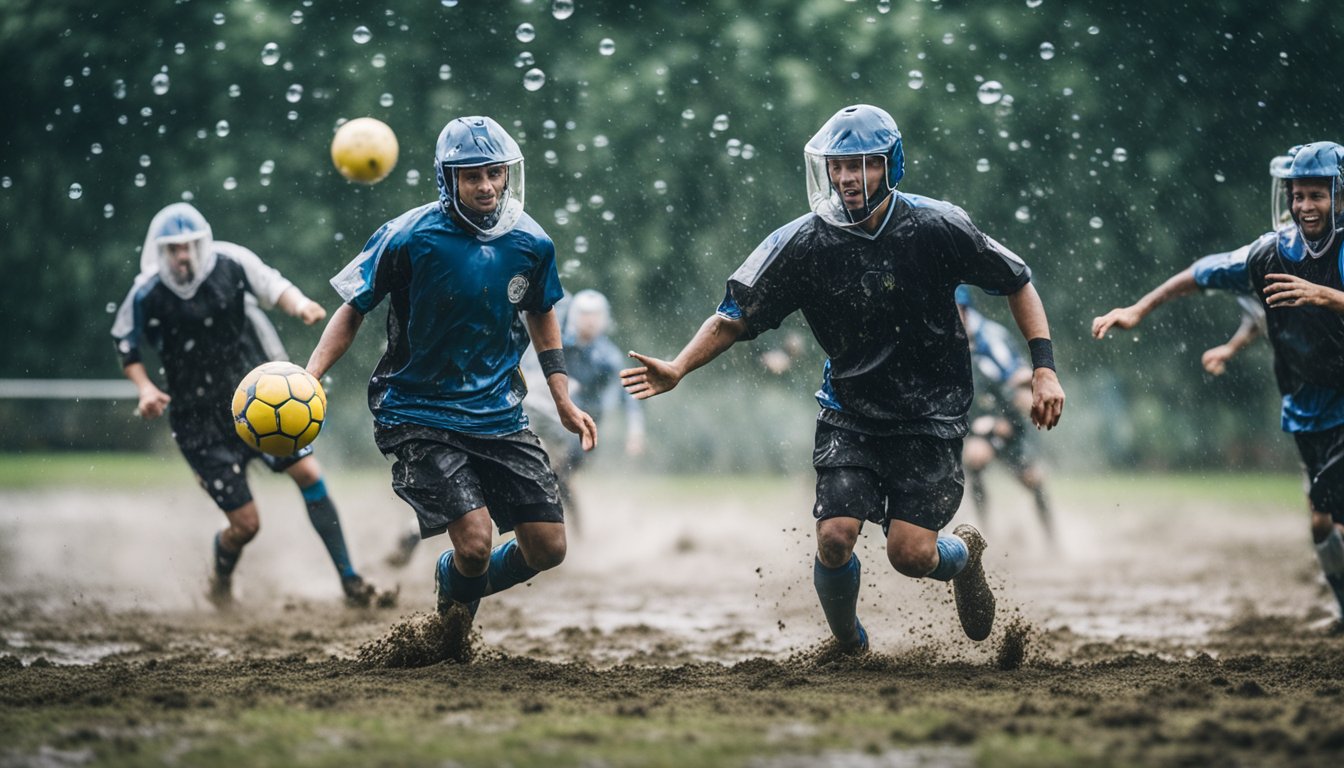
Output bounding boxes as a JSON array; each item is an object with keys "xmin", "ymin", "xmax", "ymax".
[
  {"xmin": 621, "ymin": 104, "xmax": 1065, "ymax": 651},
  {"xmin": 306, "ymin": 116, "xmax": 596, "ymax": 658},
  {"xmin": 112, "ymin": 203, "xmax": 379, "ymax": 608}
]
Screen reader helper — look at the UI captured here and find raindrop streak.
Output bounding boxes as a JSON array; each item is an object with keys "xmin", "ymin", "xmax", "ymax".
[
  {"xmin": 523, "ymin": 68, "xmax": 546, "ymax": 92},
  {"xmin": 352, "ymin": 26, "xmax": 372, "ymax": 44},
  {"xmin": 68, "ymin": 183, "xmax": 83, "ymax": 199},
  {"xmin": 216, "ymin": 120, "xmax": 230, "ymax": 137},
  {"xmin": 1039, "ymin": 42, "xmax": 1055, "ymax": 60},
  {"xmin": 976, "ymin": 81, "xmax": 1003, "ymax": 105},
  {"xmin": 516, "ymin": 23, "xmax": 536, "ymax": 43},
  {"xmin": 261, "ymin": 43, "xmax": 280, "ymax": 66},
  {"xmin": 286, "ymin": 84, "xmax": 304, "ymax": 103},
  {"xmin": 1089, "ymin": 216, "xmax": 1104, "ymax": 229},
  {"xmin": 599, "ymin": 38, "xmax": 615, "ymax": 56},
  {"xmin": 151, "ymin": 73, "xmax": 170, "ymax": 95},
  {"xmin": 553, "ymin": 0, "xmax": 574, "ymax": 20},
  {"xmin": 907, "ymin": 70, "xmax": 924, "ymax": 90}
]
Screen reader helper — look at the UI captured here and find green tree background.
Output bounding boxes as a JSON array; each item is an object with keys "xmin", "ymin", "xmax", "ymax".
[{"xmin": 2, "ymin": 0, "xmax": 1338, "ymax": 472}]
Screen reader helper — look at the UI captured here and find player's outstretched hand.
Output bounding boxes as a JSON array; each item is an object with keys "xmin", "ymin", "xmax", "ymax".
[
  {"xmin": 621, "ymin": 352, "xmax": 681, "ymax": 400},
  {"xmin": 136, "ymin": 385, "xmax": 171, "ymax": 420},
  {"xmin": 1264, "ymin": 273, "xmax": 1344, "ymax": 311},
  {"xmin": 558, "ymin": 402, "xmax": 597, "ymax": 451},
  {"xmin": 1091, "ymin": 306, "xmax": 1142, "ymax": 339},
  {"xmin": 299, "ymin": 300, "xmax": 328, "ymax": 325},
  {"xmin": 1201, "ymin": 344, "xmax": 1234, "ymax": 376},
  {"xmin": 1030, "ymin": 368, "xmax": 1065, "ymax": 430}
]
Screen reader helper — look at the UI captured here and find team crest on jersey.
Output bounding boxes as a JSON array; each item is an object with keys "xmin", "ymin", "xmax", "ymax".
[{"xmin": 507, "ymin": 274, "xmax": 529, "ymax": 304}]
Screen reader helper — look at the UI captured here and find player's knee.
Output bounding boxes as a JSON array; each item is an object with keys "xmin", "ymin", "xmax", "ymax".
[
  {"xmin": 816, "ymin": 526, "xmax": 857, "ymax": 568},
  {"xmin": 964, "ymin": 438, "xmax": 993, "ymax": 470},
  {"xmin": 229, "ymin": 515, "xmax": 260, "ymax": 543},
  {"xmin": 523, "ymin": 539, "xmax": 567, "ymax": 571},
  {"xmin": 1018, "ymin": 467, "xmax": 1043, "ymax": 489},
  {"xmin": 887, "ymin": 538, "xmax": 937, "ymax": 578}
]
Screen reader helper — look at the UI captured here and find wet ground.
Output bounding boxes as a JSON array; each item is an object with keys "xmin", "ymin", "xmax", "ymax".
[{"xmin": 1, "ymin": 466, "xmax": 1342, "ymax": 766}]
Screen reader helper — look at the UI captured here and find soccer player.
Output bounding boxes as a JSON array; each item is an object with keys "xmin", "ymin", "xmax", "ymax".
[
  {"xmin": 306, "ymin": 116, "xmax": 596, "ymax": 656},
  {"xmin": 111, "ymin": 203, "xmax": 379, "ymax": 608},
  {"xmin": 1172, "ymin": 142, "xmax": 1344, "ymax": 626},
  {"xmin": 621, "ymin": 104, "xmax": 1065, "ymax": 651},
  {"xmin": 956, "ymin": 286, "xmax": 1056, "ymax": 544}
]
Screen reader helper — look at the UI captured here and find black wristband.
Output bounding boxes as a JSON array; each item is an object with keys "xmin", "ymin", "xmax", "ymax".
[
  {"xmin": 538, "ymin": 348, "xmax": 567, "ymax": 379},
  {"xmin": 1027, "ymin": 338, "xmax": 1055, "ymax": 372}
]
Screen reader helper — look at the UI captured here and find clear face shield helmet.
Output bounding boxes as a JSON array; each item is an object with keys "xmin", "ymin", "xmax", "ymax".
[
  {"xmin": 1271, "ymin": 143, "xmax": 1344, "ymax": 257},
  {"xmin": 157, "ymin": 234, "xmax": 204, "ymax": 287},
  {"xmin": 805, "ymin": 152, "xmax": 893, "ymax": 228},
  {"xmin": 446, "ymin": 158, "xmax": 526, "ymax": 240}
]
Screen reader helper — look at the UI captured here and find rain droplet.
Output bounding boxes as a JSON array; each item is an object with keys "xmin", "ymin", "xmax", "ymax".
[
  {"xmin": 212, "ymin": 12, "xmax": 226, "ymax": 25},
  {"xmin": 91, "ymin": 143, "xmax": 103, "ymax": 155},
  {"xmin": 1089, "ymin": 216, "xmax": 1103, "ymax": 229},
  {"xmin": 216, "ymin": 120, "xmax": 230, "ymax": 137},
  {"xmin": 223, "ymin": 177, "xmax": 237, "ymax": 191},
  {"xmin": 139, "ymin": 154, "xmax": 151, "ymax": 168},
  {"xmin": 290, "ymin": 10, "xmax": 304, "ymax": 24},
  {"xmin": 975, "ymin": 158, "xmax": 990, "ymax": 173},
  {"xmin": 406, "ymin": 169, "xmax": 420, "ymax": 186},
  {"xmin": 106, "ymin": 302, "xmax": 117, "ymax": 313},
  {"xmin": 523, "ymin": 68, "xmax": 546, "ymax": 92},
  {"xmin": 1111, "ymin": 147, "xmax": 1128, "ymax": 163},
  {"xmin": 151, "ymin": 72, "xmax": 170, "ymax": 96},
  {"xmin": 353, "ymin": 26, "xmax": 372, "ymax": 44},
  {"xmin": 103, "ymin": 203, "xmax": 115, "ymax": 219},
  {"xmin": 439, "ymin": 64, "xmax": 453, "ymax": 80},
  {"xmin": 544, "ymin": 149, "xmax": 558, "ymax": 165},
  {"xmin": 593, "ymin": 134, "xmax": 609, "ymax": 148},
  {"xmin": 260, "ymin": 159, "xmax": 275, "ymax": 175},
  {"xmin": 1279, "ymin": 51, "xmax": 1289, "ymax": 66},
  {"xmin": 942, "ymin": 32, "xmax": 955, "ymax": 45},
  {"xmin": 113, "ymin": 79, "xmax": 127, "ymax": 99},
  {"xmin": 63, "ymin": 75, "xmax": 74, "ymax": 88},
  {"xmin": 907, "ymin": 70, "xmax": 924, "ymax": 90},
  {"xmin": 1214, "ymin": 171, "xmax": 1226, "ymax": 183},
  {"xmin": 134, "ymin": 173, "xmax": 146, "ymax": 188},
  {"xmin": 516, "ymin": 23, "xmax": 536, "ymax": 43},
  {"xmin": 712, "ymin": 114, "xmax": 729, "ymax": 131},
  {"xmin": 441, "ymin": 0, "xmax": 458, "ymax": 6},
  {"xmin": 1087, "ymin": 25, "xmax": 1099, "ymax": 35},
  {"xmin": 574, "ymin": 236, "xmax": 589, "ymax": 254},
  {"xmin": 976, "ymin": 81, "xmax": 1003, "ymax": 105},
  {"xmin": 68, "ymin": 183, "xmax": 83, "ymax": 199},
  {"xmin": 553, "ymin": 0, "xmax": 574, "ymax": 20},
  {"xmin": 1039, "ymin": 42, "xmax": 1055, "ymax": 60},
  {"xmin": 0, "ymin": 177, "xmax": 10, "ymax": 189},
  {"xmin": 515, "ymin": 51, "xmax": 535, "ymax": 69},
  {"xmin": 727, "ymin": 138, "xmax": 742, "ymax": 157},
  {"xmin": 599, "ymin": 38, "xmax": 616, "ymax": 56},
  {"xmin": 286, "ymin": 84, "xmax": 304, "ymax": 103},
  {"xmin": 380, "ymin": 92, "xmax": 394, "ymax": 107},
  {"xmin": 174, "ymin": 42, "xmax": 186, "ymax": 55},
  {"xmin": 878, "ymin": 0, "xmax": 891, "ymax": 13},
  {"xmin": 372, "ymin": 53, "xmax": 386, "ymax": 68},
  {"xmin": 681, "ymin": 108, "xmax": 696, "ymax": 120},
  {"xmin": 228, "ymin": 84, "xmax": 241, "ymax": 98},
  {"xmin": 1026, "ymin": 0, "xmax": 1043, "ymax": 7},
  {"xmin": 261, "ymin": 43, "xmax": 280, "ymax": 66},
  {"xmin": 1014, "ymin": 206, "xmax": 1030, "ymax": 223},
  {"xmin": 588, "ymin": 194, "xmax": 604, "ymax": 208},
  {"xmin": 654, "ymin": 179, "xmax": 668, "ymax": 194},
  {"xmin": 542, "ymin": 119, "xmax": 557, "ymax": 139}
]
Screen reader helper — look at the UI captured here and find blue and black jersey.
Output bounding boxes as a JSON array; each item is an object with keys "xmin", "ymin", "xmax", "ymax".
[
  {"xmin": 718, "ymin": 193, "xmax": 1031, "ymax": 437},
  {"xmin": 1197, "ymin": 229, "xmax": 1344, "ymax": 432},
  {"xmin": 332, "ymin": 203, "xmax": 564, "ymax": 435}
]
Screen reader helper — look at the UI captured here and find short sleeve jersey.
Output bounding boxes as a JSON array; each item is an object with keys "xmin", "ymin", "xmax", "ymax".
[
  {"xmin": 719, "ymin": 193, "xmax": 1031, "ymax": 437},
  {"xmin": 331, "ymin": 203, "xmax": 564, "ymax": 435}
]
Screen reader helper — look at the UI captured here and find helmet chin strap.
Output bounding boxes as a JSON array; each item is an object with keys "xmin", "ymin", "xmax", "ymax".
[{"xmin": 446, "ymin": 176, "xmax": 501, "ymax": 233}]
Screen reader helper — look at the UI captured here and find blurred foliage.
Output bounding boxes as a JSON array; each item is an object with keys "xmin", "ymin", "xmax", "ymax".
[{"xmin": 1, "ymin": 0, "xmax": 1338, "ymax": 471}]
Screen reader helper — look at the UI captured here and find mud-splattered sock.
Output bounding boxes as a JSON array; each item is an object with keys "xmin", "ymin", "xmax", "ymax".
[
  {"xmin": 301, "ymin": 478, "xmax": 357, "ymax": 581},
  {"xmin": 213, "ymin": 531, "xmax": 241, "ymax": 578},
  {"xmin": 484, "ymin": 539, "xmax": 538, "ymax": 597},
  {"xmin": 1315, "ymin": 526, "xmax": 1344, "ymax": 618},
  {"xmin": 813, "ymin": 554, "xmax": 862, "ymax": 645},
  {"xmin": 925, "ymin": 533, "xmax": 969, "ymax": 582},
  {"xmin": 437, "ymin": 550, "xmax": 489, "ymax": 605}
]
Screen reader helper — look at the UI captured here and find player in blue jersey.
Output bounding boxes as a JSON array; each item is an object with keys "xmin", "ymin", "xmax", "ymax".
[
  {"xmin": 112, "ymin": 203, "xmax": 380, "ymax": 609},
  {"xmin": 306, "ymin": 116, "xmax": 596, "ymax": 659},
  {"xmin": 956, "ymin": 286, "xmax": 1056, "ymax": 545},
  {"xmin": 1187, "ymin": 142, "xmax": 1344, "ymax": 627},
  {"xmin": 621, "ymin": 105, "xmax": 1065, "ymax": 651}
]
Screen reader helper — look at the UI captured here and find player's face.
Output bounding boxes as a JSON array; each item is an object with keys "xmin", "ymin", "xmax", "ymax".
[
  {"xmin": 165, "ymin": 242, "xmax": 196, "ymax": 285},
  {"xmin": 456, "ymin": 164, "xmax": 509, "ymax": 214},
  {"xmin": 827, "ymin": 155, "xmax": 887, "ymax": 211},
  {"xmin": 1291, "ymin": 178, "xmax": 1338, "ymax": 240}
]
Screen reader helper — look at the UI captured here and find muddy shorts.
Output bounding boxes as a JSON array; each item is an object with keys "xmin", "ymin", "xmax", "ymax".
[
  {"xmin": 812, "ymin": 420, "xmax": 964, "ymax": 533},
  {"xmin": 176, "ymin": 412, "xmax": 312, "ymax": 512},
  {"xmin": 376, "ymin": 422, "xmax": 563, "ymax": 538},
  {"xmin": 1294, "ymin": 423, "xmax": 1344, "ymax": 523}
]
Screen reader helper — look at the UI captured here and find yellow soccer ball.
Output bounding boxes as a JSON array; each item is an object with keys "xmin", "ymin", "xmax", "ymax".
[
  {"xmin": 231, "ymin": 362, "xmax": 327, "ymax": 456},
  {"xmin": 331, "ymin": 117, "xmax": 399, "ymax": 184}
]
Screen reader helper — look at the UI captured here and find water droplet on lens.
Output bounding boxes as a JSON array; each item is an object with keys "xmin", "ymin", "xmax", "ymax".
[
  {"xmin": 353, "ymin": 26, "xmax": 371, "ymax": 44},
  {"xmin": 68, "ymin": 183, "xmax": 83, "ymax": 199},
  {"xmin": 1039, "ymin": 42, "xmax": 1055, "ymax": 60},
  {"xmin": 261, "ymin": 43, "xmax": 280, "ymax": 66},
  {"xmin": 553, "ymin": 0, "xmax": 574, "ymax": 20},
  {"xmin": 681, "ymin": 108, "xmax": 696, "ymax": 120},
  {"xmin": 151, "ymin": 72, "xmax": 170, "ymax": 96},
  {"xmin": 372, "ymin": 53, "xmax": 386, "ymax": 68},
  {"xmin": 878, "ymin": 0, "xmax": 891, "ymax": 12},
  {"xmin": 1087, "ymin": 25, "xmax": 1099, "ymax": 35},
  {"xmin": 599, "ymin": 38, "xmax": 615, "ymax": 56},
  {"xmin": 260, "ymin": 159, "xmax": 275, "ymax": 175},
  {"xmin": 1214, "ymin": 171, "xmax": 1225, "ymax": 183},
  {"xmin": 91, "ymin": 142, "xmax": 103, "ymax": 155},
  {"xmin": 523, "ymin": 68, "xmax": 546, "ymax": 91},
  {"xmin": 574, "ymin": 236, "xmax": 589, "ymax": 254},
  {"xmin": 516, "ymin": 23, "xmax": 536, "ymax": 43},
  {"xmin": 134, "ymin": 173, "xmax": 146, "ymax": 188},
  {"xmin": 229, "ymin": 84, "xmax": 241, "ymax": 98},
  {"xmin": 542, "ymin": 119, "xmax": 557, "ymax": 139}
]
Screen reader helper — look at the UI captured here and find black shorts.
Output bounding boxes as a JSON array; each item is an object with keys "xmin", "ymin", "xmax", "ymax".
[
  {"xmin": 969, "ymin": 413, "xmax": 1036, "ymax": 475},
  {"xmin": 377, "ymin": 422, "xmax": 563, "ymax": 538},
  {"xmin": 175, "ymin": 410, "xmax": 311, "ymax": 512},
  {"xmin": 812, "ymin": 420, "xmax": 964, "ymax": 533},
  {"xmin": 1294, "ymin": 423, "xmax": 1344, "ymax": 523}
]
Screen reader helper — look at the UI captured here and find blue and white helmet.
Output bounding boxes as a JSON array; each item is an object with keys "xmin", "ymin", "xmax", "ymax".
[
  {"xmin": 1271, "ymin": 141, "xmax": 1344, "ymax": 255},
  {"xmin": 141, "ymin": 203, "xmax": 216, "ymax": 299},
  {"xmin": 804, "ymin": 104, "xmax": 905, "ymax": 231},
  {"xmin": 435, "ymin": 116, "xmax": 525, "ymax": 241}
]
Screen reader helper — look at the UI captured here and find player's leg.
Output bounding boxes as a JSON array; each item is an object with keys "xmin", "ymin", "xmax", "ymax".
[
  {"xmin": 435, "ymin": 507, "xmax": 495, "ymax": 613},
  {"xmin": 812, "ymin": 466, "xmax": 875, "ymax": 652},
  {"xmin": 1015, "ymin": 463, "xmax": 1057, "ymax": 545},
  {"xmin": 279, "ymin": 452, "xmax": 371, "ymax": 605},
  {"xmin": 180, "ymin": 437, "xmax": 259, "ymax": 607},
  {"xmin": 385, "ymin": 518, "xmax": 422, "ymax": 568},
  {"xmin": 472, "ymin": 429, "xmax": 568, "ymax": 597},
  {"xmin": 212, "ymin": 501, "xmax": 260, "ymax": 605},
  {"xmin": 962, "ymin": 434, "xmax": 994, "ymax": 528},
  {"xmin": 491, "ymin": 522, "xmax": 566, "ymax": 595},
  {"xmin": 1298, "ymin": 428, "xmax": 1344, "ymax": 622}
]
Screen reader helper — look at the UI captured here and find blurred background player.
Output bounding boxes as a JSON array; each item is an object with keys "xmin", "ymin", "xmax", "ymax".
[
  {"xmin": 111, "ymin": 203, "xmax": 379, "ymax": 608},
  {"xmin": 956, "ymin": 286, "xmax": 1056, "ymax": 545},
  {"xmin": 307, "ymin": 116, "xmax": 596, "ymax": 658},
  {"xmin": 622, "ymin": 104, "xmax": 1065, "ymax": 652}
]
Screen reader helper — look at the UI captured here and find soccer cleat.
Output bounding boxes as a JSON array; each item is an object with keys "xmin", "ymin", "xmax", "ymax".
[
  {"xmin": 840, "ymin": 618, "xmax": 870, "ymax": 655},
  {"xmin": 342, "ymin": 575, "xmax": 377, "ymax": 608},
  {"xmin": 434, "ymin": 552, "xmax": 480, "ymax": 619},
  {"xmin": 206, "ymin": 573, "xmax": 234, "ymax": 610},
  {"xmin": 951, "ymin": 523, "xmax": 996, "ymax": 641},
  {"xmin": 384, "ymin": 530, "xmax": 420, "ymax": 568}
]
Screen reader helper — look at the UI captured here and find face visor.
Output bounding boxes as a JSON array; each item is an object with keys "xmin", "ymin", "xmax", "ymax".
[
  {"xmin": 1273, "ymin": 175, "xmax": 1344, "ymax": 257},
  {"xmin": 143, "ymin": 203, "xmax": 215, "ymax": 299},
  {"xmin": 443, "ymin": 158, "xmax": 525, "ymax": 241},
  {"xmin": 805, "ymin": 151, "xmax": 893, "ymax": 229}
]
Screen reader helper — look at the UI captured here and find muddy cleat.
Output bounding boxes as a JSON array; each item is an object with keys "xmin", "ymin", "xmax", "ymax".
[
  {"xmin": 839, "ymin": 618, "xmax": 870, "ymax": 655},
  {"xmin": 384, "ymin": 530, "xmax": 420, "ymax": 568},
  {"xmin": 951, "ymin": 523, "xmax": 996, "ymax": 641},
  {"xmin": 206, "ymin": 573, "xmax": 234, "ymax": 610},
  {"xmin": 435, "ymin": 600, "xmax": 478, "ymax": 663},
  {"xmin": 342, "ymin": 575, "xmax": 378, "ymax": 608}
]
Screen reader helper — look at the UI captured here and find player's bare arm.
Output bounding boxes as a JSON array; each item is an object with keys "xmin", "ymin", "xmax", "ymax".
[
  {"xmin": 621, "ymin": 314, "xmax": 747, "ymax": 399},
  {"xmin": 1091, "ymin": 266, "xmax": 1198, "ymax": 339},
  {"xmin": 1007, "ymin": 283, "xmax": 1065, "ymax": 430},
  {"xmin": 123, "ymin": 361, "xmax": 171, "ymax": 419},
  {"xmin": 1202, "ymin": 314, "xmax": 1261, "ymax": 375},
  {"xmin": 525, "ymin": 308, "xmax": 597, "ymax": 451},
  {"xmin": 1263, "ymin": 273, "xmax": 1344, "ymax": 312},
  {"xmin": 276, "ymin": 285, "xmax": 327, "ymax": 325},
  {"xmin": 306, "ymin": 302, "xmax": 364, "ymax": 379}
]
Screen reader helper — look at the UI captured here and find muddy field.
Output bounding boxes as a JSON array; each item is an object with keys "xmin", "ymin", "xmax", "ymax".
[{"xmin": 2, "ymin": 459, "xmax": 1342, "ymax": 767}]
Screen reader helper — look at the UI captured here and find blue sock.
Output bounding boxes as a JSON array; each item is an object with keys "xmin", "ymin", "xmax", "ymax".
[
  {"xmin": 813, "ymin": 554, "xmax": 862, "ymax": 644},
  {"xmin": 926, "ymin": 533, "xmax": 968, "ymax": 582},
  {"xmin": 301, "ymin": 478, "xmax": 357, "ymax": 581},
  {"xmin": 213, "ymin": 531, "xmax": 241, "ymax": 578},
  {"xmin": 484, "ymin": 539, "xmax": 538, "ymax": 597},
  {"xmin": 438, "ymin": 550, "xmax": 489, "ymax": 604}
]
